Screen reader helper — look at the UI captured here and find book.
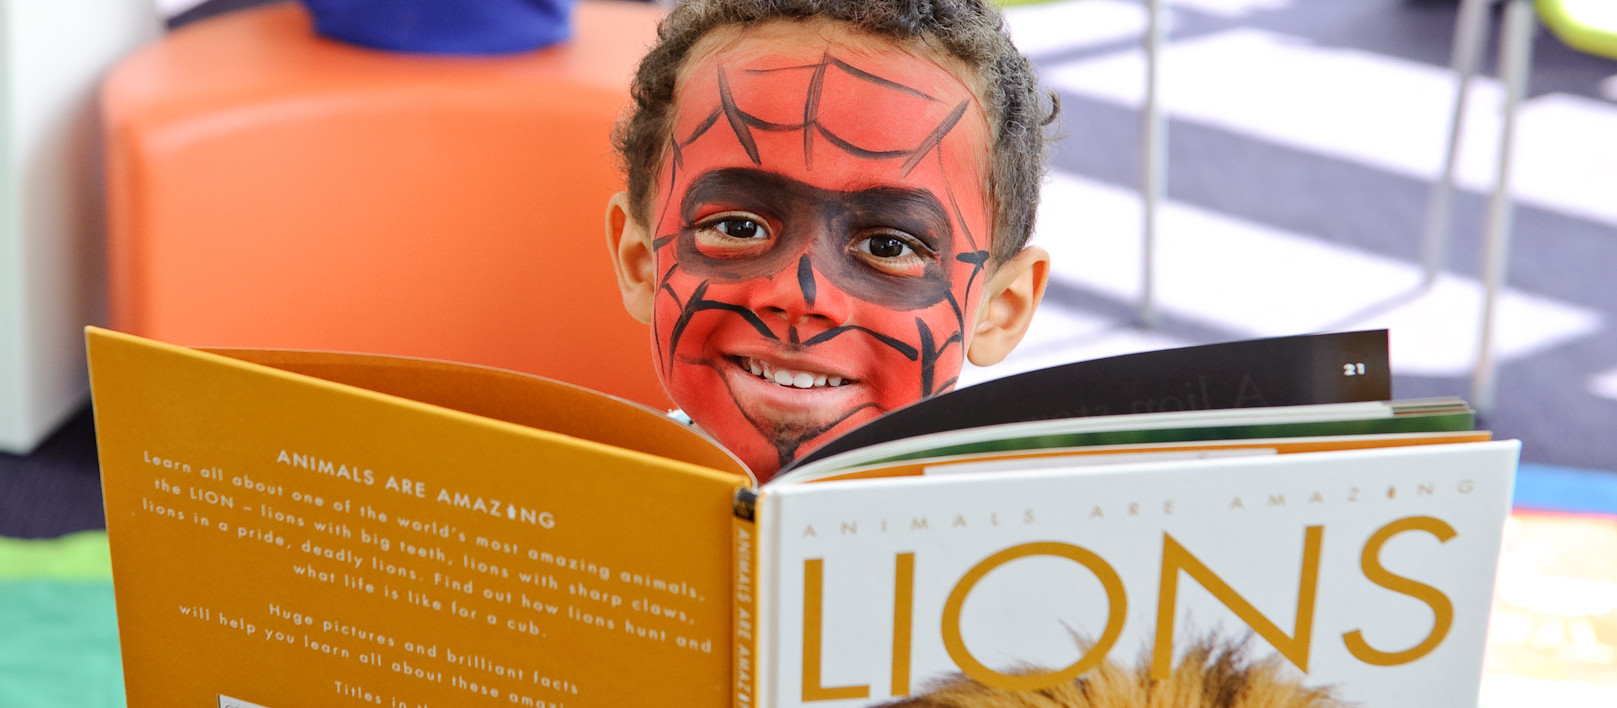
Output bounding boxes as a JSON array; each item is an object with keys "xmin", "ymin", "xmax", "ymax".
[{"xmin": 85, "ymin": 327, "xmax": 1518, "ymax": 708}]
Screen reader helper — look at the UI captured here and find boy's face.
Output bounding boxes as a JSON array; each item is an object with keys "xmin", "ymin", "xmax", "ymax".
[{"xmin": 644, "ymin": 23, "xmax": 995, "ymax": 478}]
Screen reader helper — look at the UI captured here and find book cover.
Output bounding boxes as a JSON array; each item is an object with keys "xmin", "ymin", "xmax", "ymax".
[
  {"xmin": 85, "ymin": 328, "xmax": 1517, "ymax": 708},
  {"xmin": 751, "ymin": 442, "xmax": 1520, "ymax": 707},
  {"xmin": 88, "ymin": 330, "xmax": 746, "ymax": 708}
]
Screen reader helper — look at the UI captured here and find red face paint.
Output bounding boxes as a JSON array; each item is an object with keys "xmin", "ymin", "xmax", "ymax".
[{"xmin": 650, "ymin": 29, "xmax": 994, "ymax": 479}]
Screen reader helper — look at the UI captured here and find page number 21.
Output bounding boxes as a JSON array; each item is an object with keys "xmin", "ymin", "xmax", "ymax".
[{"xmin": 1343, "ymin": 362, "xmax": 1368, "ymax": 376}]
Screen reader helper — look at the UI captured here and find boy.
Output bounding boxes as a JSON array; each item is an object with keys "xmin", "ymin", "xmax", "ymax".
[{"xmin": 606, "ymin": 0, "xmax": 1054, "ymax": 479}]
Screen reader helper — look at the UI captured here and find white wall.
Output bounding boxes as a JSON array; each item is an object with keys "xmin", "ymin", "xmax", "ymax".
[
  {"xmin": 156, "ymin": 0, "xmax": 207, "ymax": 17},
  {"xmin": 1, "ymin": 0, "xmax": 161, "ymax": 452}
]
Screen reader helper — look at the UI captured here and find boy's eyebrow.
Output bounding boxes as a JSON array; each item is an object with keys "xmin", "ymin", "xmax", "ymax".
[
  {"xmin": 680, "ymin": 168, "xmax": 805, "ymax": 222},
  {"xmin": 839, "ymin": 186, "xmax": 951, "ymax": 250}
]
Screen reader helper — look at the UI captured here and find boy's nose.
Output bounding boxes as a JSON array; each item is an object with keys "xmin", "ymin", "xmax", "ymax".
[{"xmin": 748, "ymin": 254, "xmax": 851, "ymax": 328}]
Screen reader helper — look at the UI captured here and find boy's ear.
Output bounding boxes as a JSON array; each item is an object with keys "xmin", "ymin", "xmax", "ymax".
[
  {"xmin": 966, "ymin": 245, "xmax": 1050, "ymax": 367},
  {"xmin": 605, "ymin": 191, "xmax": 656, "ymax": 324}
]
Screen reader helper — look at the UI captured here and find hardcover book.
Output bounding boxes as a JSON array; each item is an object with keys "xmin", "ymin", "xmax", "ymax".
[{"xmin": 85, "ymin": 328, "xmax": 1517, "ymax": 708}]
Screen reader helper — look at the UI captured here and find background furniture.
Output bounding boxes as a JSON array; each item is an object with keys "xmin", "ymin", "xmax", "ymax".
[
  {"xmin": 102, "ymin": 0, "xmax": 673, "ymax": 411},
  {"xmin": 1426, "ymin": 0, "xmax": 1617, "ymax": 411},
  {"xmin": 0, "ymin": 0, "xmax": 160, "ymax": 453},
  {"xmin": 1001, "ymin": 0, "xmax": 1165, "ymax": 327},
  {"xmin": 1423, "ymin": 0, "xmax": 1539, "ymax": 412},
  {"xmin": 1537, "ymin": 0, "xmax": 1617, "ymax": 59}
]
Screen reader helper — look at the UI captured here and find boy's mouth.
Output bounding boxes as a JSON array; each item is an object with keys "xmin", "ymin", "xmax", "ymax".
[{"xmin": 733, "ymin": 356, "xmax": 854, "ymax": 389}]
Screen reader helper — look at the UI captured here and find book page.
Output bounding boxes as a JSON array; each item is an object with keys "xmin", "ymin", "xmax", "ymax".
[
  {"xmin": 806, "ymin": 430, "xmax": 1493, "ymax": 482},
  {"xmin": 790, "ymin": 330, "xmax": 1392, "ymax": 469},
  {"xmin": 205, "ymin": 347, "xmax": 746, "ymax": 479},
  {"xmin": 758, "ymin": 442, "xmax": 1518, "ymax": 708},
  {"xmin": 88, "ymin": 330, "xmax": 746, "ymax": 708}
]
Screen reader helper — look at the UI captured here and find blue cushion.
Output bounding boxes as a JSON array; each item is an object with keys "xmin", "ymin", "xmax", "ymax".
[
  {"xmin": 300, "ymin": 0, "xmax": 575, "ymax": 55},
  {"xmin": 1514, "ymin": 463, "xmax": 1617, "ymax": 516}
]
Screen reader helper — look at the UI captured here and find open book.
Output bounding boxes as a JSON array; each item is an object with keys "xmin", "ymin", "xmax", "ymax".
[{"xmin": 86, "ymin": 327, "xmax": 1517, "ymax": 708}]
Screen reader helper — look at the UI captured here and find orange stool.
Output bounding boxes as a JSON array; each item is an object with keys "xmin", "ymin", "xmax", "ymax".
[{"xmin": 102, "ymin": 0, "xmax": 673, "ymax": 409}]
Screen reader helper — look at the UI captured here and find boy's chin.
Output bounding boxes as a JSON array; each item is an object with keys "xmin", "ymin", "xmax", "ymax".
[
  {"xmin": 665, "ymin": 361, "xmax": 868, "ymax": 467},
  {"xmin": 693, "ymin": 385, "xmax": 887, "ymax": 480},
  {"xmin": 701, "ymin": 403, "xmax": 882, "ymax": 481}
]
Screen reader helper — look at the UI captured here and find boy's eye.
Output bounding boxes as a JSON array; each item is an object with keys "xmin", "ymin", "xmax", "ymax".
[
  {"xmin": 850, "ymin": 231, "xmax": 932, "ymax": 277},
  {"xmin": 712, "ymin": 217, "xmax": 765, "ymax": 240},
  {"xmin": 694, "ymin": 212, "xmax": 773, "ymax": 257},
  {"xmin": 863, "ymin": 235, "xmax": 912, "ymax": 259}
]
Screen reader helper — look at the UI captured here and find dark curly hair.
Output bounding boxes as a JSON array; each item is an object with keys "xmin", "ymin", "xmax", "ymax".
[{"xmin": 612, "ymin": 0, "xmax": 1057, "ymax": 265}]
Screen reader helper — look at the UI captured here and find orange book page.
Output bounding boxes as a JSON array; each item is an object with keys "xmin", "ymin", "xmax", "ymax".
[
  {"xmin": 88, "ymin": 329, "xmax": 748, "ymax": 708},
  {"xmin": 203, "ymin": 347, "xmax": 747, "ymax": 478}
]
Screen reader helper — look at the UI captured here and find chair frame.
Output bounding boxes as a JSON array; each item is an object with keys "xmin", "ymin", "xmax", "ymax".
[{"xmin": 1421, "ymin": 0, "xmax": 1538, "ymax": 412}]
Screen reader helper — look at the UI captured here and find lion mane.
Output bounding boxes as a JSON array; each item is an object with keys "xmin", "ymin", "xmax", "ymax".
[{"xmin": 875, "ymin": 637, "xmax": 1349, "ymax": 708}]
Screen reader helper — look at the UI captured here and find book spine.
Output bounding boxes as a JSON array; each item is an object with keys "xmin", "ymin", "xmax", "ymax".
[{"xmin": 733, "ymin": 488, "xmax": 761, "ymax": 708}]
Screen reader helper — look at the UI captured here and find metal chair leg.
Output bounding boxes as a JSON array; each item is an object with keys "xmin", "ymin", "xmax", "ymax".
[
  {"xmin": 1138, "ymin": 0, "xmax": 1167, "ymax": 328},
  {"xmin": 1472, "ymin": 0, "xmax": 1536, "ymax": 412},
  {"xmin": 1422, "ymin": 0, "xmax": 1493, "ymax": 288}
]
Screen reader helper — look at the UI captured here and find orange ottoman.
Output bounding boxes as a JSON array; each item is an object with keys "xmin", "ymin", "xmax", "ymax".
[{"xmin": 102, "ymin": 0, "xmax": 673, "ymax": 409}]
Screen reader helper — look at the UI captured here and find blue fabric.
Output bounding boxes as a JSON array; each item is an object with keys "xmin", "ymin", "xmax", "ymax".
[
  {"xmin": 1514, "ymin": 463, "xmax": 1617, "ymax": 516},
  {"xmin": 300, "ymin": 0, "xmax": 575, "ymax": 55},
  {"xmin": 0, "ymin": 581, "xmax": 123, "ymax": 708}
]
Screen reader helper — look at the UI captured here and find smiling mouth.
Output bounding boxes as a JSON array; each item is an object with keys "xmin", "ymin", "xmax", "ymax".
[{"xmin": 733, "ymin": 356, "xmax": 854, "ymax": 389}]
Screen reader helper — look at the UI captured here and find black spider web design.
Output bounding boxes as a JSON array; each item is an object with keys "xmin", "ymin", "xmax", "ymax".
[
  {"xmin": 918, "ymin": 142, "xmax": 991, "ymax": 398},
  {"xmin": 663, "ymin": 281, "xmax": 777, "ymax": 378},
  {"xmin": 649, "ymin": 52, "xmax": 990, "ymax": 460},
  {"xmin": 661, "ymin": 279, "xmax": 925, "ymax": 379},
  {"xmin": 654, "ymin": 53, "xmax": 972, "ymax": 247},
  {"xmin": 659, "ymin": 276, "xmax": 919, "ymax": 468},
  {"xmin": 720, "ymin": 55, "xmax": 970, "ymax": 175},
  {"xmin": 652, "ymin": 260, "xmax": 681, "ymax": 365}
]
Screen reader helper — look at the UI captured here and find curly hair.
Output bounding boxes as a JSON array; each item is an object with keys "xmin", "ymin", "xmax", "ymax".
[{"xmin": 612, "ymin": 0, "xmax": 1056, "ymax": 265}]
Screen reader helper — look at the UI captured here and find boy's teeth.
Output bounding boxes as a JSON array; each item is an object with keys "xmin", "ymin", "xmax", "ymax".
[{"xmin": 743, "ymin": 357, "xmax": 848, "ymax": 389}]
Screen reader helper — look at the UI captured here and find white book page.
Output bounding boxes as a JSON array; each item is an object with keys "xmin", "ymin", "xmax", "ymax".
[{"xmin": 758, "ymin": 442, "xmax": 1518, "ymax": 708}]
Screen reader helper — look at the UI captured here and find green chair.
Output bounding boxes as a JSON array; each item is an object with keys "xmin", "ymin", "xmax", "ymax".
[{"xmin": 1538, "ymin": 0, "xmax": 1617, "ymax": 60}]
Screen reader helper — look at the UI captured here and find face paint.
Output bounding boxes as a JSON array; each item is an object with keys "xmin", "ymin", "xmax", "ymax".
[{"xmin": 650, "ymin": 25, "xmax": 994, "ymax": 479}]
